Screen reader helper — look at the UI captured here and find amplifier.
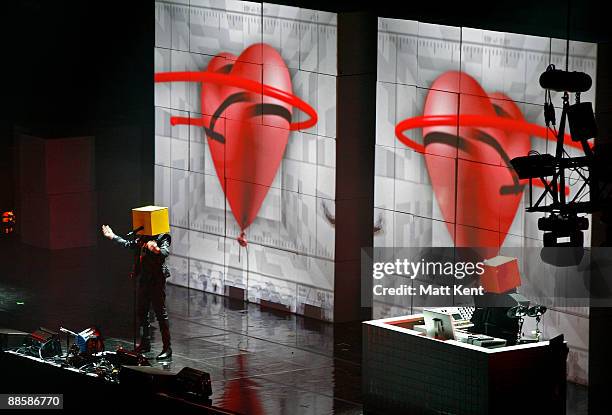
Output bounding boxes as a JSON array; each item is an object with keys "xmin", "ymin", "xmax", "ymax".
[
  {"xmin": 0, "ymin": 328, "xmax": 29, "ymax": 351},
  {"xmin": 120, "ymin": 365, "xmax": 176, "ymax": 395},
  {"xmin": 120, "ymin": 365, "xmax": 213, "ymax": 401},
  {"xmin": 176, "ymin": 367, "xmax": 213, "ymax": 400}
]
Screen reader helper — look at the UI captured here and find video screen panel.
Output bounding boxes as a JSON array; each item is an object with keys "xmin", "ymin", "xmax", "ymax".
[
  {"xmin": 374, "ymin": 17, "xmax": 596, "ymax": 384},
  {"xmin": 154, "ymin": 0, "xmax": 337, "ymax": 321}
]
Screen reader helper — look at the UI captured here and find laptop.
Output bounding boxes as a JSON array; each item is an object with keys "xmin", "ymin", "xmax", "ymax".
[{"xmin": 423, "ymin": 309, "xmax": 456, "ymax": 340}]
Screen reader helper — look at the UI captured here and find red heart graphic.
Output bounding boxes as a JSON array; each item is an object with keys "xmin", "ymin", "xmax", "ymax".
[
  {"xmin": 202, "ymin": 44, "xmax": 293, "ymax": 238},
  {"xmin": 422, "ymin": 71, "xmax": 530, "ymax": 249}
]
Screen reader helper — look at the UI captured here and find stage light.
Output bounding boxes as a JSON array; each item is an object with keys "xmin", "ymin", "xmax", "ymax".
[
  {"xmin": 538, "ymin": 214, "xmax": 589, "ymax": 233},
  {"xmin": 509, "ymin": 154, "xmax": 556, "ymax": 179},
  {"xmin": 568, "ymin": 102, "xmax": 598, "ymax": 142},
  {"xmin": 543, "ymin": 230, "xmax": 584, "ymax": 248},
  {"xmin": 1, "ymin": 211, "xmax": 15, "ymax": 234},
  {"xmin": 538, "ymin": 214, "xmax": 588, "ymax": 247},
  {"xmin": 543, "ymin": 230, "xmax": 584, "ymax": 247},
  {"xmin": 539, "ymin": 68, "xmax": 592, "ymax": 93}
]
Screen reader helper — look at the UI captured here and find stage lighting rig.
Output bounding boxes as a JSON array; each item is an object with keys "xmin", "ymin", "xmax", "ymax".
[{"xmin": 510, "ymin": 64, "xmax": 599, "ymax": 248}]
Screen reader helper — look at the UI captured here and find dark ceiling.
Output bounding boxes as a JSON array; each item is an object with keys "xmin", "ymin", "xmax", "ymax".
[
  {"xmin": 0, "ymin": 0, "xmax": 608, "ymax": 130},
  {"xmin": 278, "ymin": 0, "xmax": 611, "ymax": 43}
]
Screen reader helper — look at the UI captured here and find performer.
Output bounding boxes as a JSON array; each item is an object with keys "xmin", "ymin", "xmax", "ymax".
[{"xmin": 101, "ymin": 224, "xmax": 173, "ymax": 359}]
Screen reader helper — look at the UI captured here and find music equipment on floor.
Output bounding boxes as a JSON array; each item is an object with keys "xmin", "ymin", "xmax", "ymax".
[
  {"xmin": 0, "ymin": 328, "xmax": 29, "ymax": 351},
  {"xmin": 24, "ymin": 327, "xmax": 62, "ymax": 358},
  {"xmin": 60, "ymin": 326, "xmax": 104, "ymax": 354}
]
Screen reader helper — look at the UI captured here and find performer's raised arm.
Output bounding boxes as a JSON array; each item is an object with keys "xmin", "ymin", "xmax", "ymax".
[{"xmin": 101, "ymin": 224, "xmax": 136, "ymax": 249}]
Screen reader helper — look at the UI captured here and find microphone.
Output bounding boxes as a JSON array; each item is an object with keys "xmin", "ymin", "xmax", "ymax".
[
  {"xmin": 539, "ymin": 69, "xmax": 592, "ymax": 93},
  {"xmin": 126, "ymin": 226, "xmax": 144, "ymax": 237}
]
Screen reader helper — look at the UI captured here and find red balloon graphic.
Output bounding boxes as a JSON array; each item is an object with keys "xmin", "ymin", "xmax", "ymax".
[
  {"xmin": 155, "ymin": 44, "xmax": 318, "ymax": 245},
  {"xmin": 202, "ymin": 44, "xmax": 293, "ymax": 241}
]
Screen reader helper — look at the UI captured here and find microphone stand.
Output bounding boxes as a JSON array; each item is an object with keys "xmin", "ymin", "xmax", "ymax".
[
  {"xmin": 132, "ymin": 267, "xmax": 137, "ymax": 351},
  {"xmin": 123, "ymin": 230, "xmax": 141, "ymax": 351}
]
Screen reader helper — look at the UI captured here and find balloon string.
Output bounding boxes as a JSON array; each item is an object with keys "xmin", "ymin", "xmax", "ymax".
[
  {"xmin": 236, "ymin": 231, "xmax": 249, "ymax": 302},
  {"xmin": 237, "ymin": 231, "xmax": 247, "ymax": 269}
]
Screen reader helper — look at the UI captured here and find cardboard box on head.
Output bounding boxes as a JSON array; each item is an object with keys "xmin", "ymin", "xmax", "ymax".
[
  {"xmin": 481, "ymin": 256, "xmax": 521, "ymax": 294},
  {"xmin": 132, "ymin": 206, "xmax": 170, "ymax": 236}
]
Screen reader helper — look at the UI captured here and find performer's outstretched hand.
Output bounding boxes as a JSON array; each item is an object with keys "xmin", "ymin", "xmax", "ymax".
[{"xmin": 101, "ymin": 225, "xmax": 115, "ymax": 240}]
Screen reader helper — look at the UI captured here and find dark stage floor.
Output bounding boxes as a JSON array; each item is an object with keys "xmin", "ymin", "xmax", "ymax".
[{"xmin": 0, "ymin": 236, "xmax": 588, "ymax": 414}]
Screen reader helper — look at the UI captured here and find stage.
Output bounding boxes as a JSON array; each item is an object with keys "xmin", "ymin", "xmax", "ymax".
[
  {"xmin": 0, "ymin": 237, "xmax": 364, "ymax": 413},
  {"xmin": 0, "ymin": 238, "xmax": 587, "ymax": 414}
]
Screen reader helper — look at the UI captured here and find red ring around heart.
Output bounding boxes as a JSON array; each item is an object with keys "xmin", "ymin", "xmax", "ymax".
[
  {"xmin": 154, "ymin": 71, "xmax": 317, "ymax": 130},
  {"xmin": 396, "ymin": 111, "xmax": 590, "ymax": 153}
]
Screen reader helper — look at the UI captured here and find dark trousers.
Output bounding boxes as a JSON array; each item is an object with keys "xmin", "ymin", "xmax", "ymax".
[{"xmin": 137, "ymin": 275, "xmax": 170, "ymax": 347}]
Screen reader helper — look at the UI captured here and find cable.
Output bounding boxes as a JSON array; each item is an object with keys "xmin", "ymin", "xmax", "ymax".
[{"xmin": 544, "ymin": 84, "xmax": 556, "ymax": 128}]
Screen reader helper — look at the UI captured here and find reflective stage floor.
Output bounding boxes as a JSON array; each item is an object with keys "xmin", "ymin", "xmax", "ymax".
[
  {"xmin": 108, "ymin": 286, "xmax": 364, "ymax": 414},
  {"xmin": 0, "ymin": 237, "xmax": 587, "ymax": 414}
]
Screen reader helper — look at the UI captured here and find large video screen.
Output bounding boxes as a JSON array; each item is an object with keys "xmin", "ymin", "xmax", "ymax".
[
  {"xmin": 374, "ymin": 18, "xmax": 596, "ymax": 384},
  {"xmin": 154, "ymin": 0, "xmax": 337, "ymax": 321}
]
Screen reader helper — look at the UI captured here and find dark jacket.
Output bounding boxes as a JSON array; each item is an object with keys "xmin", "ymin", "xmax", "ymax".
[{"xmin": 112, "ymin": 233, "xmax": 171, "ymax": 280}]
